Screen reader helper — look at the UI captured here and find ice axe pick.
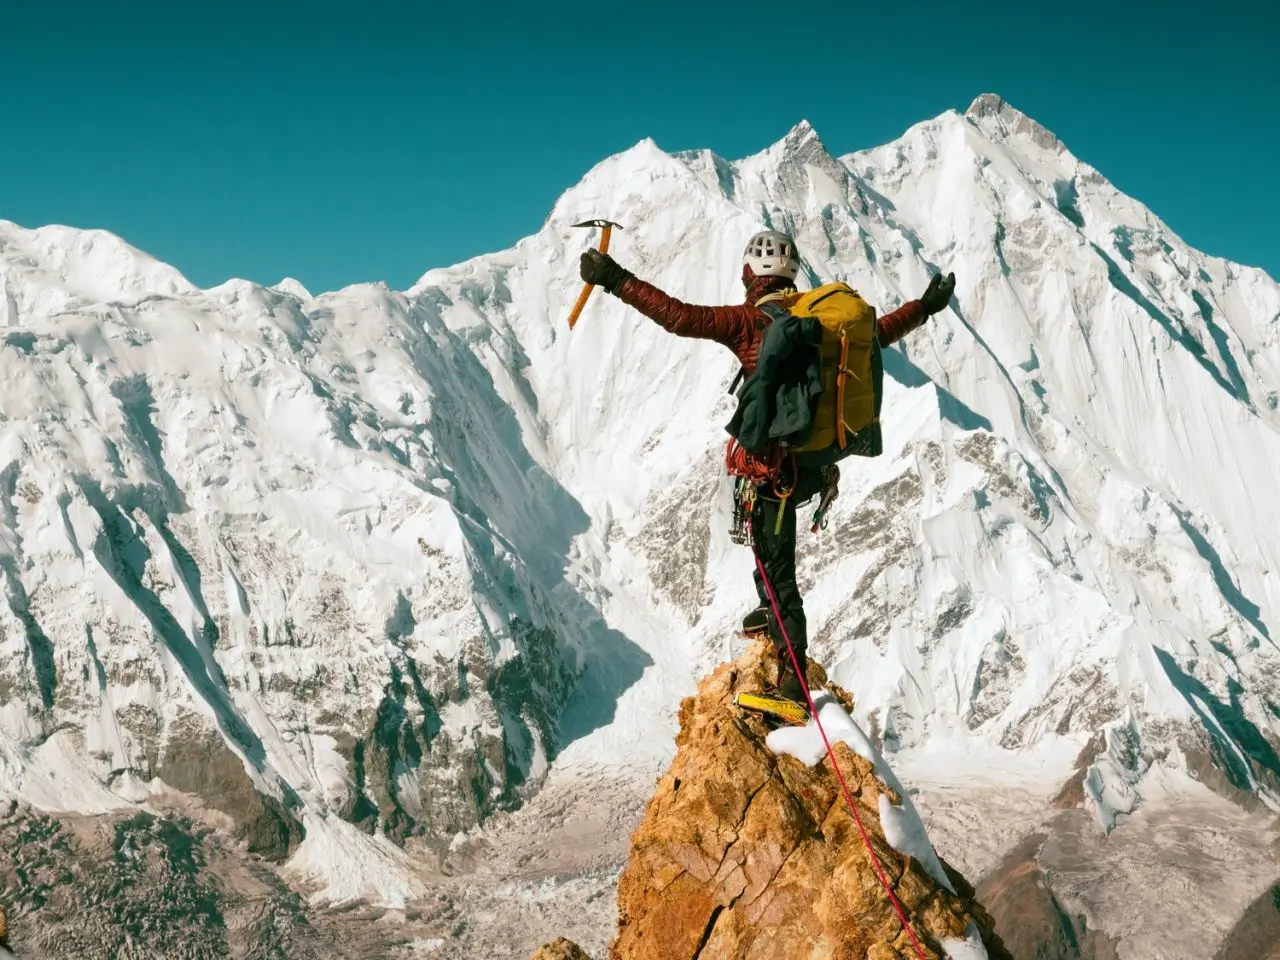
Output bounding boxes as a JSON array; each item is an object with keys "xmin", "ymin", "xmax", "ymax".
[{"xmin": 566, "ymin": 219, "xmax": 623, "ymax": 329}]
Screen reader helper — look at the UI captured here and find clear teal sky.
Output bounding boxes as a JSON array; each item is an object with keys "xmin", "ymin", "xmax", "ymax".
[{"xmin": 4, "ymin": 0, "xmax": 1276, "ymax": 292}]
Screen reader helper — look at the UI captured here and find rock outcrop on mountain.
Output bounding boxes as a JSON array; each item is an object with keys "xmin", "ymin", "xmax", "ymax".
[
  {"xmin": 531, "ymin": 938, "xmax": 594, "ymax": 960},
  {"xmin": 533, "ymin": 638, "xmax": 1012, "ymax": 959}
]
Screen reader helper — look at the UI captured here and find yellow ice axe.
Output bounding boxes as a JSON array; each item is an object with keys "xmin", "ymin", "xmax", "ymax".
[{"xmin": 567, "ymin": 219, "xmax": 623, "ymax": 329}]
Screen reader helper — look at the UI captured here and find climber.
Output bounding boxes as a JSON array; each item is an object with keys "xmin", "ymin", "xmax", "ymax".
[{"xmin": 580, "ymin": 230, "xmax": 955, "ymax": 703}]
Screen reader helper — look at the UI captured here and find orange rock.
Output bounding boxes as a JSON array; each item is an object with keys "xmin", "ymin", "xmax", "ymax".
[
  {"xmin": 529, "ymin": 937, "xmax": 593, "ymax": 960},
  {"xmin": 547, "ymin": 637, "xmax": 1013, "ymax": 959},
  {"xmin": 617, "ymin": 639, "xmax": 1014, "ymax": 959}
]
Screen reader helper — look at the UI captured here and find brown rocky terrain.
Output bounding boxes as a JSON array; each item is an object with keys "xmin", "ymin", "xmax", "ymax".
[
  {"xmin": 530, "ymin": 638, "xmax": 1013, "ymax": 959},
  {"xmin": 974, "ymin": 833, "xmax": 1119, "ymax": 960},
  {"xmin": 531, "ymin": 938, "xmax": 594, "ymax": 960},
  {"xmin": 0, "ymin": 800, "xmax": 440, "ymax": 960},
  {"xmin": 1213, "ymin": 884, "xmax": 1280, "ymax": 960}
]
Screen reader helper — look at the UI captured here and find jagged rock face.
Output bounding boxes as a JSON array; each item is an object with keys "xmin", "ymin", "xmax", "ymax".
[
  {"xmin": 531, "ymin": 937, "xmax": 595, "ymax": 960},
  {"xmin": 0, "ymin": 801, "xmax": 342, "ymax": 958},
  {"xmin": 974, "ymin": 833, "xmax": 1120, "ymax": 960},
  {"xmin": 1214, "ymin": 883, "xmax": 1280, "ymax": 960},
  {"xmin": 608, "ymin": 639, "xmax": 1010, "ymax": 959},
  {"xmin": 0, "ymin": 235, "xmax": 599, "ymax": 882}
]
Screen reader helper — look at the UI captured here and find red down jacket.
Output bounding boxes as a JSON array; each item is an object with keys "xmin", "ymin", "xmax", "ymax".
[{"xmin": 615, "ymin": 271, "xmax": 929, "ymax": 377}]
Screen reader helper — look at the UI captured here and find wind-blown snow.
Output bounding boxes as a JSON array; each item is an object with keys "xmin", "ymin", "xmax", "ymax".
[
  {"xmin": 2, "ymin": 92, "xmax": 1280, "ymax": 910},
  {"xmin": 941, "ymin": 921, "xmax": 991, "ymax": 960},
  {"xmin": 768, "ymin": 692, "xmax": 955, "ymax": 892}
]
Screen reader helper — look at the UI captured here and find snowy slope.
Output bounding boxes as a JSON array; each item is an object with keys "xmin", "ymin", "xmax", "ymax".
[
  {"xmin": 0, "ymin": 231, "xmax": 629, "ymax": 902},
  {"xmin": 411, "ymin": 94, "xmax": 1280, "ymax": 831},
  {"xmin": 1, "ymin": 93, "xmax": 1279, "ymax": 910}
]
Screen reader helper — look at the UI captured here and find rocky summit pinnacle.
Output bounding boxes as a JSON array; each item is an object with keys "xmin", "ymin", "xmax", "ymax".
[{"xmin": 531, "ymin": 637, "xmax": 1013, "ymax": 959}]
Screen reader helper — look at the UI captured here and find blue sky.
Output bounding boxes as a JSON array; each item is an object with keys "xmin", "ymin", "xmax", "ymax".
[{"xmin": 4, "ymin": 0, "xmax": 1276, "ymax": 292}]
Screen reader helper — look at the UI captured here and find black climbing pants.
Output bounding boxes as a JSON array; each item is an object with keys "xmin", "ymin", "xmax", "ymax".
[
  {"xmin": 751, "ymin": 494, "xmax": 805, "ymax": 669},
  {"xmin": 750, "ymin": 471, "xmax": 820, "ymax": 673}
]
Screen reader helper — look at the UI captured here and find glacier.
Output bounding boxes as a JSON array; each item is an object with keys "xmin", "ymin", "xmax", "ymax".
[{"xmin": 1, "ymin": 92, "xmax": 1279, "ymax": 955}]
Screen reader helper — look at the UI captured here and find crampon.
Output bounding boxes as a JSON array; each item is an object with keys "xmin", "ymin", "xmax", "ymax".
[{"xmin": 734, "ymin": 691, "xmax": 809, "ymax": 726}]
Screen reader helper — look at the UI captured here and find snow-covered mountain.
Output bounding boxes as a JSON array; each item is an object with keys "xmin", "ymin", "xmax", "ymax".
[{"xmin": 2, "ymin": 92, "xmax": 1279, "ymax": 939}]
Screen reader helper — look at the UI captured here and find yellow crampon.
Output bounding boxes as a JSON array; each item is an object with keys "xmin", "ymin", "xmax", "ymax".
[{"xmin": 735, "ymin": 691, "xmax": 809, "ymax": 725}]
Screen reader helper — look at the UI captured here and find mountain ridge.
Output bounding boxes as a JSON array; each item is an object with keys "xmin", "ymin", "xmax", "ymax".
[{"xmin": 1, "ymin": 93, "xmax": 1279, "ymax": 957}]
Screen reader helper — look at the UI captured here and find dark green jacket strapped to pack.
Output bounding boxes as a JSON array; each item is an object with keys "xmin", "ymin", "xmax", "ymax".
[{"xmin": 725, "ymin": 307, "xmax": 823, "ymax": 454}]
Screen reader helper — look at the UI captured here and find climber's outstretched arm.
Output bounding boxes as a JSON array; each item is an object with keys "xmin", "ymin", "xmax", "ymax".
[
  {"xmin": 616, "ymin": 276, "xmax": 756, "ymax": 354},
  {"xmin": 580, "ymin": 249, "xmax": 755, "ymax": 355}
]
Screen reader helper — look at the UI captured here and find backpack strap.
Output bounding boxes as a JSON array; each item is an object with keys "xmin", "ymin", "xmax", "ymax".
[
  {"xmin": 728, "ymin": 367, "xmax": 745, "ymax": 396},
  {"xmin": 755, "ymin": 289, "xmax": 796, "ymax": 308},
  {"xmin": 756, "ymin": 302, "xmax": 791, "ymax": 324},
  {"xmin": 836, "ymin": 332, "xmax": 850, "ymax": 449}
]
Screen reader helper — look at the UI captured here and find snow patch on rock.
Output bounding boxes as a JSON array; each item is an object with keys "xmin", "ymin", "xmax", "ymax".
[{"xmin": 768, "ymin": 691, "xmax": 954, "ymax": 892}]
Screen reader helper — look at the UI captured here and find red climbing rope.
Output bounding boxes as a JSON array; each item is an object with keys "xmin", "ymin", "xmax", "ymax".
[{"xmin": 750, "ymin": 517, "xmax": 929, "ymax": 960}]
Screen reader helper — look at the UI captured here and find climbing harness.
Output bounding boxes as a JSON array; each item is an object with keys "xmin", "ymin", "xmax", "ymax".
[
  {"xmin": 749, "ymin": 514, "xmax": 930, "ymax": 960},
  {"xmin": 729, "ymin": 459, "xmax": 800, "ymax": 545},
  {"xmin": 726, "ymin": 438, "xmax": 802, "ymax": 542},
  {"xmin": 726, "ymin": 437, "xmax": 777, "ymax": 549}
]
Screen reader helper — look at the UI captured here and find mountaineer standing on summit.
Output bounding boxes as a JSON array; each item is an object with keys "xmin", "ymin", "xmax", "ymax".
[{"xmin": 580, "ymin": 230, "xmax": 955, "ymax": 705}]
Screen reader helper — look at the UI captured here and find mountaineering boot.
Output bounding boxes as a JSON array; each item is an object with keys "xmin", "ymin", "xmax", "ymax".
[
  {"xmin": 775, "ymin": 653, "xmax": 810, "ymax": 705},
  {"xmin": 736, "ymin": 654, "xmax": 811, "ymax": 726},
  {"xmin": 741, "ymin": 604, "xmax": 770, "ymax": 636}
]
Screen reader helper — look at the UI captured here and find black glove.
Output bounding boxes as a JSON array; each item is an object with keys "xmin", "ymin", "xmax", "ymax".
[
  {"xmin": 919, "ymin": 271, "xmax": 956, "ymax": 316},
  {"xmin": 579, "ymin": 249, "xmax": 633, "ymax": 295}
]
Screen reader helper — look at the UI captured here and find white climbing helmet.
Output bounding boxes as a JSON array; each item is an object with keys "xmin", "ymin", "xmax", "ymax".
[{"xmin": 742, "ymin": 230, "xmax": 800, "ymax": 281}]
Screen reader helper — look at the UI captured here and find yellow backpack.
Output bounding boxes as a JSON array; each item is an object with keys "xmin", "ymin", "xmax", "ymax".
[{"xmin": 758, "ymin": 281, "xmax": 884, "ymax": 465}]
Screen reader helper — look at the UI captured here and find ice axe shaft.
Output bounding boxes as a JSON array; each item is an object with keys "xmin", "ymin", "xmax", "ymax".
[{"xmin": 567, "ymin": 219, "xmax": 623, "ymax": 329}]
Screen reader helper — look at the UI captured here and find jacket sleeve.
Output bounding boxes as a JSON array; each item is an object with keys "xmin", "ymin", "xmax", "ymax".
[
  {"xmin": 876, "ymin": 300, "xmax": 929, "ymax": 347},
  {"xmin": 616, "ymin": 277, "xmax": 756, "ymax": 355}
]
